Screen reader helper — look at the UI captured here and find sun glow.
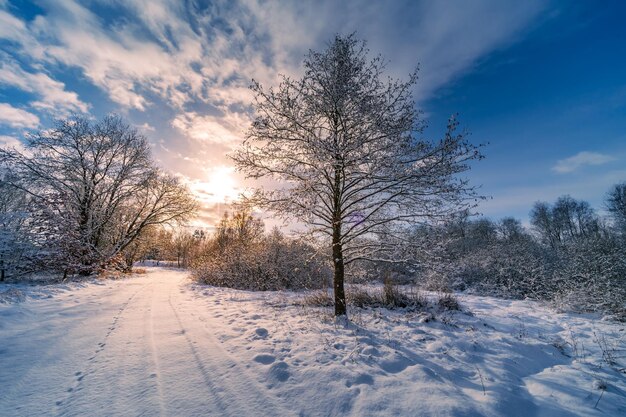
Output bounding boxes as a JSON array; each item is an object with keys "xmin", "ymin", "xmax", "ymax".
[{"xmin": 189, "ymin": 166, "xmax": 240, "ymax": 205}]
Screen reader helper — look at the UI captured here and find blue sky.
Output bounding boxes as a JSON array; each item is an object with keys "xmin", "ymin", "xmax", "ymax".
[{"xmin": 0, "ymin": 0, "xmax": 625, "ymax": 226}]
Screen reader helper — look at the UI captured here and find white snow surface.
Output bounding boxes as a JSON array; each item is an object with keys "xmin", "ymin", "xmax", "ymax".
[{"xmin": 0, "ymin": 267, "xmax": 625, "ymax": 417}]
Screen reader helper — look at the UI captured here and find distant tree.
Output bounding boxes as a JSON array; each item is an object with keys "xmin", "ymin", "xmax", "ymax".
[
  {"xmin": 214, "ymin": 209, "xmax": 264, "ymax": 252},
  {"xmin": 171, "ymin": 229, "xmax": 200, "ymax": 268},
  {"xmin": 606, "ymin": 182, "xmax": 626, "ymax": 235},
  {"xmin": 497, "ymin": 217, "xmax": 525, "ymax": 241},
  {"xmin": 233, "ymin": 35, "xmax": 483, "ymax": 316},
  {"xmin": 0, "ymin": 115, "xmax": 197, "ymax": 274},
  {"xmin": 530, "ymin": 196, "xmax": 600, "ymax": 247}
]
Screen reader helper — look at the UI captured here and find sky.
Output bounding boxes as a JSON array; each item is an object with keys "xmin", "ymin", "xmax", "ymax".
[{"xmin": 0, "ymin": 0, "xmax": 625, "ymax": 227}]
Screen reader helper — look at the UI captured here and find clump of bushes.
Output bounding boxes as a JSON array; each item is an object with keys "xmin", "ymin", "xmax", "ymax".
[
  {"xmin": 303, "ymin": 279, "xmax": 461, "ymax": 314},
  {"xmin": 191, "ymin": 210, "xmax": 331, "ymax": 291}
]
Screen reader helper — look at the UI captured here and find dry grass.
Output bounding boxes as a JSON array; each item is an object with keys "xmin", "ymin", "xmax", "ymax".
[
  {"xmin": 302, "ymin": 281, "xmax": 464, "ymax": 317},
  {"xmin": 305, "ymin": 280, "xmax": 431, "ymax": 312},
  {"xmin": 348, "ymin": 287, "xmax": 380, "ymax": 308},
  {"xmin": 300, "ymin": 290, "xmax": 334, "ymax": 307},
  {"xmin": 437, "ymin": 293, "xmax": 461, "ymax": 311}
]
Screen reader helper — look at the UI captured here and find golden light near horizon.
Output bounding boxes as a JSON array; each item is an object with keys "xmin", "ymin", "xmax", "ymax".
[{"xmin": 199, "ymin": 165, "xmax": 240, "ymax": 204}]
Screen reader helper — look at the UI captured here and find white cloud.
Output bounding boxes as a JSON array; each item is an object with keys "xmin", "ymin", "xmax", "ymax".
[
  {"xmin": 0, "ymin": 103, "xmax": 40, "ymax": 128},
  {"xmin": 1, "ymin": 0, "xmax": 546, "ymax": 112},
  {"xmin": 0, "ymin": 0, "xmax": 549, "ymax": 226},
  {"xmin": 552, "ymin": 151, "xmax": 616, "ymax": 174},
  {"xmin": 243, "ymin": 0, "xmax": 547, "ymax": 101},
  {"xmin": 0, "ymin": 56, "xmax": 89, "ymax": 115},
  {"xmin": 136, "ymin": 122, "xmax": 155, "ymax": 132},
  {"xmin": 171, "ymin": 111, "xmax": 250, "ymax": 147},
  {"xmin": 0, "ymin": 9, "xmax": 45, "ymax": 59}
]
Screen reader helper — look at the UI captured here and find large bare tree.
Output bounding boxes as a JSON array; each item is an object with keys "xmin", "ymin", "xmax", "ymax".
[
  {"xmin": 0, "ymin": 115, "xmax": 197, "ymax": 274},
  {"xmin": 232, "ymin": 35, "xmax": 483, "ymax": 316}
]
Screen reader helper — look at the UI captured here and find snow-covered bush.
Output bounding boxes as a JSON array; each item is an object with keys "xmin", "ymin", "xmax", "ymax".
[
  {"xmin": 192, "ymin": 211, "xmax": 331, "ymax": 291},
  {"xmin": 435, "ymin": 196, "xmax": 626, "ymax": 320}
]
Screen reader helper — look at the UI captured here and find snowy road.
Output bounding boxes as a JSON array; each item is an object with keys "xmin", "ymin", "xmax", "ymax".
[
  {"xmin": 1, "ymin": 267, "xmax": 625, "ymax": 417},
  {"xmin": 0, "ymin": 268, "xmax": 292, "ymax": 417}
]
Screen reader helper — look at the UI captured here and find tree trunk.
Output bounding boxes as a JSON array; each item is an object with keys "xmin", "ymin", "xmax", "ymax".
[
  {"xmin": 332, "ymin": 224, "xmax": 347, "ymax": 317},
  {"xmin": 0, "ymin": 258, "xmax": 5, "ymax": 282}
]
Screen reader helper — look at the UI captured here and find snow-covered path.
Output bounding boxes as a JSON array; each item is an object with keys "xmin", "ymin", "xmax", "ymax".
[
  {"xmin": 1, "ymin": 267, "xmax": 625, "ymax": 417},
  {"xmin": 0, "ymin": 268, "xmax": 291, "ymax": 417}
]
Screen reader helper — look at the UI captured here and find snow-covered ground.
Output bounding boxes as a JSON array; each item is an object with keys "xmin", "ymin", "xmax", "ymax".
[{"xmin": 0, "ymin": 267, "xmax": 624, "ymax": 417}]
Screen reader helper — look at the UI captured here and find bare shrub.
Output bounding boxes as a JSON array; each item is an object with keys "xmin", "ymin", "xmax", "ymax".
[
  {"xmin": 348, "ymin": 287, "xmax": 380, "ymax": 308},
  {"xmin": 382, "ymin": 278, "xmax": 413, "ymax": 308},
  {"xmin": 192, "ymin": 212, "xmax": 331, "ymax": 291},
  {"xmin": 346, "ymin": 282, "xmax": 428, "ymax": 310},
  {"xmin": 301, "ymin": 290, "xmax": 334, "ymax": 307},
  {"xmin": 437, "ymin": 293, "xmax": 462, "ymax": 311}
]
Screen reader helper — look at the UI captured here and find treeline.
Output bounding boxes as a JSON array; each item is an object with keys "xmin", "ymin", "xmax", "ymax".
[
  {"xmin": 128, "ymin": 210, "xmax": 331, "ymax": 290},
  {"xmin": 366, "ymin": 187, "xmax": 626, "ymax": 319},
  {"xmin": 134, "ymin": 186, "xmax": 625, "ymax": 319},
  {"xmin": 0, "ymin": 115, "xmax": 196, "ymax": 280}
]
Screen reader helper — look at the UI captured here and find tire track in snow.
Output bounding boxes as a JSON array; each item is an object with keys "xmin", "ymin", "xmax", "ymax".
[
  {"xmin": 165, "ymin": 289, "xmax": 231, "ymax": 414},
  {"xmin": 168, "ymin": 282, "xmax": 294, "ymax": 417},
  {"xmin": 148, "ymin": 283, "xmax": 168, "ymax": 417}
]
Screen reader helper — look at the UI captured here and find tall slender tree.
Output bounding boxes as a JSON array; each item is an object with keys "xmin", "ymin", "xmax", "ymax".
[
  {"xmin": 606, "ymin": 182, "xmax": 626, "ymax": 235},
  {"xmin": 233, "ymin": 35, "xmax": 483, "ymax": 316}
]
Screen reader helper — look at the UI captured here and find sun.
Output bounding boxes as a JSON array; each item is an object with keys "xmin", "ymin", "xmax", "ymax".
[
  {"xmin": 198, "ymin": 166, "xmax": 240, "ymax": 204},
  {"xmin": 207, "ymin": 166, "xmax": 239, "ymax": 202}
]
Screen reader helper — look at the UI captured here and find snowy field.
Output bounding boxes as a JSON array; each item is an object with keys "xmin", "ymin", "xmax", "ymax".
[{"xmin": 0, "ymin": 267, "xmax": 625, "ymax": 417}]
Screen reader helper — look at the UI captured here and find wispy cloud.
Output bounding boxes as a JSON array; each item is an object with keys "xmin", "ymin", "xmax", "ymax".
[
  {"xmin": 0, "ymin": 103, "xmax": 39, "ymax": 128},
  {"xmin": 552, "ymin": 151, "xmax": 616, "ymax": 174},
  {"xmin": 0, "ymin": 54, "xmax": 89, "ymax": 115},
  {"xmin": 0, "ymin": 0, "xmax": 550, "ymax": 225},
  {"xmin": 0, "ymin": 0, "xmax": 547, "ymax": 117},
  {"xmin": 171, "ymin": 111, "xmax": 250, "ymax": 147}
]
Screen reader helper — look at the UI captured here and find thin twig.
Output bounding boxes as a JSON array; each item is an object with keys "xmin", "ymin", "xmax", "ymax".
[
  {"xmin": 475, "ymin": 365, "xmax": 486, "ymax": 395},
  {"xmin": 594, "ymin": 386, "xmax": 605, "ymax": 409}
]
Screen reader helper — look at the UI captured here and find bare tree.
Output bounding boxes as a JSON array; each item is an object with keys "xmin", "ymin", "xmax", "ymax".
[
  {"xmin": 0, "ymin": 115, "xmax": 197, "ymax": 274},
  {"xmin": 232, "ymin": 35, "xmax": 483, "ymax": 316},
  {"xmin": 0, "ymin": 177, "xmax": 33, "ymax": 280},
  {"xmin": 531, "ymin": 196, "xmax": 601, "ymax": 248},
  {"xmin": 606, "ymin": 183, "xmax": 626, "ymax": 235}
]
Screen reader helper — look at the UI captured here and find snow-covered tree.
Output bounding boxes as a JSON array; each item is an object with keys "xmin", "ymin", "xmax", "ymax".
[
  {"xmin": 232, "ymin": 35, "xmax": 483, "ymax": 316},
  {"xmin": 530, "ymin": 196, "xmax": 601, "ymax": 248},
  {"xmin": 0, "ymin": 178, "xmax": 31, "ymax": 280},
  {"xmin": 606, "ymin": 182, "xmax": 626, "ymax": 236},
  {"xmin": 0, "ymin": 115, "xmax": 197, "ymax": 274}
]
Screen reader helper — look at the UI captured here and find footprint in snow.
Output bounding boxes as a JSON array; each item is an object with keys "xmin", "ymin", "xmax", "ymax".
[
  {"xmin": 360, "ymin": 346, "xmax": 380, "ymax": 357},
  {"xmin": 253, "ymin": 354, "xmax": 276, "ymax": 365},
  {"xmin": 254, "ymin": 327, "xmax": 269, "ymax": 338},
  {"xmin": 379, "ymin": 356, "xmax": 412, "ymax": 374},
  {"xmin": 345, "ymin": 374, "xmax": 374, "ymax": 388},
  {"xmin": 268, "ymin": 361, "xmax": 290, "ymax": 384}
]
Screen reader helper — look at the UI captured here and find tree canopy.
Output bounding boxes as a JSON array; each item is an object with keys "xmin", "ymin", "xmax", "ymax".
[{"xmin": 233, "ymin": 35, "xmax": 483, "ymax": 316}]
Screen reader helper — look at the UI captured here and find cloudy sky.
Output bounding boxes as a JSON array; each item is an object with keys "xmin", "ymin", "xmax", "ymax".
[{"xmin": 1, "ymin": 0, "xmax": 625, "ymax": 227}]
